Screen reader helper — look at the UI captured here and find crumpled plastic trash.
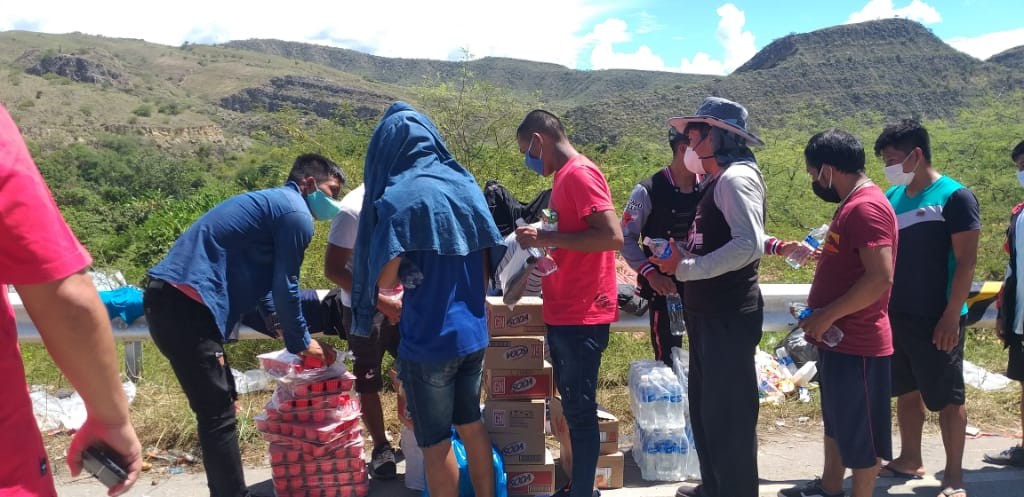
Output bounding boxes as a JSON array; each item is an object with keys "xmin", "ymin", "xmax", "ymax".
[
  {"xmin": 31, "ymin": 381, "xmax": 137, "ymax": 432},
  {"xmin": 231, "ymin": 368, "xmax": 275, "ymax": 394},
  {"xmin": 963, "ymin": 360, "xmax": 1011, "ymax": 391}
]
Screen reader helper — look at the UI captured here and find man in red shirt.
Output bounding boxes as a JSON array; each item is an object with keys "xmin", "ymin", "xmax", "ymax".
[
  {"xmin": 778, "ymin": 129, "xmax": 897, "ymax": 497},
  {"xmin": 0, "ymin": 103, "xmax": 142, "ymax": 496},
  {"xmin": 515, "ymin": 110, "xmax": 623, "ymax": 497}
]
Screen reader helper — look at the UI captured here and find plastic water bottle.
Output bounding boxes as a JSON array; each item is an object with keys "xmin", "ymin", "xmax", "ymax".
[
  {"xmin": 775, "ymin": 347, "xmax": 798, "ymax": 377},
  {"xmin": 373, "ymin": 286, "xmax": 403, "ymax": 326},
  {"xmin": 643, "ymin": 236, "xmax": 673, "ymax": 259},
  {"xmin": 666, "ymin": 294, "xmax": 686, "ymax": 336},
  {"xmin": 789, "ymin": 302, "xmax": 844, "ymax": 347},
  {"xmin": 786, "ymin": 224, "xmax": 829, "ymax": 269}
]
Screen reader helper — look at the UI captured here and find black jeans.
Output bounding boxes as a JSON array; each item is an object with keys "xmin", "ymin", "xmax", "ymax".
[
  {"xmin": 686, "ymin": 309, "xmax": 763, "ymax": 497},
  {"xmin": 648, "ymin": 294, "xmax": 684, "ymax": 366},
  {"xmin": 547, "ymin": 324, "xmax": 610, "ymax": 497},
  {"xmin": 144, "ymin": 281, "xmax": 249, "ymax": 497}
]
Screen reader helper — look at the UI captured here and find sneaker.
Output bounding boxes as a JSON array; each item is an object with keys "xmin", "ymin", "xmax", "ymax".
[
  {"xmin": 369, "ymin": 443, "xmax": 397, "ymax": 480},
  {"xmin": 675, "ymin": 484, "xmax": 704, "ymax": 497},
  {"xmin": 777, "ymin": 479, "xmax": 845, "ymax": 497},
  {"xmin": 984, "ymin": 445, "xmax": 1024, "ymax": 467}
]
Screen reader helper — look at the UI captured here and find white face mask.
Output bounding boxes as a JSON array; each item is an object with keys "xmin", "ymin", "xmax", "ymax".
[
  {"xmin": 884, "ymin": 150, "xmax": 919, "ymax": 186},
  {"xmin": 1016, "ymin": 170, "xmax": 1024, "ymax": 189},
  {"xmin": 683, "ymin": 147, "xmax": 705, "ymax": 175}
]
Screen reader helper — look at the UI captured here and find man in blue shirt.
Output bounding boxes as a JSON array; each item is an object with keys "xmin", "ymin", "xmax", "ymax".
[{"xmin": 144, "ymin": 153, "xmax": 344, "ymax": 497}]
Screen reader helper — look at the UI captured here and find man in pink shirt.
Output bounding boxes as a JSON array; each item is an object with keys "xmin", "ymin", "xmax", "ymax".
[
  {"xmin": 0, "ymin": 103, "xmax": 142, "ymax": 496},
  {"xmin": 515, "ymin": 110, "xmax": 623, "ymax": 497}
]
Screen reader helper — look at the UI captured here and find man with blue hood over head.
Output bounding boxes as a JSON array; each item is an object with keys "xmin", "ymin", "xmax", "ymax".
[
  {"xmin": 649, "ymin": 97, "xmax": 768, "ymax": 497},
  {"xmin": 351, "ymin": 102, "xmax": 503, "ymax": 497}
]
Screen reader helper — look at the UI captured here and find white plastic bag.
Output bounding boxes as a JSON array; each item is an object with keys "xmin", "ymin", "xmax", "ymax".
[{"xmin": 963, "ymin": 360, "xmax": 1011, "ymax": 391}]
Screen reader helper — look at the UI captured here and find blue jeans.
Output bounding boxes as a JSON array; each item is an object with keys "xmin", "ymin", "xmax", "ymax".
[
  {"xmin": 547, "ymin": 324, "xmax": 610, "ymax": 497},
  {"xmin": 397, "ymin": 349, "xmax": 486, "ymax": 448}
]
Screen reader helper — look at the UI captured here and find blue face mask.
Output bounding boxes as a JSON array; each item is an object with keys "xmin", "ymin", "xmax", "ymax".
[
  {"xmin": 306, "ymin": 188, "xmax": 343, "ymax": 221},
  {"xmin": 524, "ymin": 137, "xmax": 545, "ymax": 175}
]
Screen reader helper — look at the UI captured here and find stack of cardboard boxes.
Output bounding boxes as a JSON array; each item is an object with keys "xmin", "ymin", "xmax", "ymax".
[
  {"xmin": 483, "ymin": 296, "xmax": 623, "ymax": 495},
  {"xmin": 483, "ymin": 297, "xmax": 555, "ymax": 497}
]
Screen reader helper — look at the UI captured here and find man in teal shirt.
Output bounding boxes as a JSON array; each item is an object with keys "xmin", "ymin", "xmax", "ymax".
[{"xmin": 874, "ymin": 120, "xmax": 978, "ymax": 497}]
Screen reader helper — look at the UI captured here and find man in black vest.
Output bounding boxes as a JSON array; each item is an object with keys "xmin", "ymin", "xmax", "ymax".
[
  {"xmin": 650, "ymin": 97, "xmax": 768, "ymax": 497},
  {"xmin": 987, "ymin": 139, "xmax": 1024, "ymax": 468},
  {"xmin": 620, "ymin": 126, "xmax": 700, "ymax": 365}
]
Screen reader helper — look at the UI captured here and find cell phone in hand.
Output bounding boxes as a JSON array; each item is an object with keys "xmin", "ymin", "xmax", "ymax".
[{"xmin": 82, "ymin": 446, "xmax": 128, "ymax": 489}]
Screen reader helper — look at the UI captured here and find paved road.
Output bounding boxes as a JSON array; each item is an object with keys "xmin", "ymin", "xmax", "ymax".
[{"xmin": 56, "ymin": 431, "xmax": 1024, "ymax": 496}]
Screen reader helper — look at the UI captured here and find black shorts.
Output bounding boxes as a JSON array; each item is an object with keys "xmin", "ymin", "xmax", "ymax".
[
  {"xmin": 890, "ymin": 312, "xmax": 966, "ymax": 411},
  {"xmin": 1007, "ymin": 340, "xmax": 1024, "ymax": 382},
  {"xmin": 819, "ymin": 349, "xmax": 892, "ymax": 468},
  {"xmin": 342, "ymin": 307, "xmax": 400, "ymax": 393}
]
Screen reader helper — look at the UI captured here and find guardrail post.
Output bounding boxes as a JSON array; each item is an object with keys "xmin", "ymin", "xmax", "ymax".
[{"xmin": 124, "ymin": 340, "xmax": 143, "ymax": 382}]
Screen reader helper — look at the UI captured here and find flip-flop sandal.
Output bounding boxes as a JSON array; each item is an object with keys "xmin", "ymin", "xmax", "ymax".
[
  {"xmin": 938, "ymin": 488, "xmax": 966, "ymax": 497},
  {"xmin": 878, "ymin": 463, "xmax": 924, "ymax": 480}
]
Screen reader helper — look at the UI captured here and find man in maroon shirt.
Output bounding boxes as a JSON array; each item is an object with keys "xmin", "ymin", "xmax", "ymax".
[{"xmin": 778, "ymin": 129, "xmax": 897, "ymax": 497}]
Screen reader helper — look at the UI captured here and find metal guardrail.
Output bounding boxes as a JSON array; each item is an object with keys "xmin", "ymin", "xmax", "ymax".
[{"xmin": 13, "ymin": 284, "xmax": 999, "ymax": 382}]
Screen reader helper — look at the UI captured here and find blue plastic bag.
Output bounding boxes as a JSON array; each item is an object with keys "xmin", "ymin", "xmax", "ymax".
[{"xmin": 422, "ymin": 428, "xmax": 508, "ymax": 497}]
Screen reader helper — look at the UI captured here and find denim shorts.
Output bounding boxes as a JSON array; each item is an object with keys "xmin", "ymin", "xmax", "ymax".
[{"xmin": 397, "ymin": 349, "xmax": 485, "ymax": 448}]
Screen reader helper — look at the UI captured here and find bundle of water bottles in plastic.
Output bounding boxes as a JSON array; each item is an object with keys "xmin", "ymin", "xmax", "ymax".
[{"xmin": 628, "ymin": 356, "xmax": 700, "ymax": 482}]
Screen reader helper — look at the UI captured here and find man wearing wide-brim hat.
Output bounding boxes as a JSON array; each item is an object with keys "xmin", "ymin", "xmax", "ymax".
[{"xmin": 649, "ymin": 96, "xmax": 769, "ymax": 497}]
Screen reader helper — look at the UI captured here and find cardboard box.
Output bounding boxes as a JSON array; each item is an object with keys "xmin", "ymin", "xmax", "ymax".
[
  {"xmin": 595, "ymin": 451, "xmax": 625, "ymax": 489},
  {"xmin": 549, "ymin": 396, "xmax": 620, "ymax": 454},
  {"xmin": 506, "ymin": 449, "xmax": 555, "ymax": 497},
  {"xmin": 555, "ymin": 444, "xmax": 624, "ymax": 490},
  {"xmin": 483, "ymin": 399, "xmax": 546, "ymax": 434},
  {"xmin": 485, "ymin": 336, "xmax": 546, "ymax": 369},
  {"xmin": 487, "ymin": 297, "xmax": 546, "ymax": 336},
  {"xmin": 490, "ymin": 431, "xmax": 547, "ymax": 465},
  {"xmin": 484, "ymin": 362, "xmax": 552, "ymax": 401}
]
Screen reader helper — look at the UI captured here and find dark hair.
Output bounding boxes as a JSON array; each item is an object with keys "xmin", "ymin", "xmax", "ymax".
[
  {"xmin": 1013, "ymin": 140, "xmax": 1024, "ymax": 162},
  {"xmin": 873, "ymin": 119, "xmax": 931, "ymax": 163},
  {"xmin": 517, "ymin": 110, "xmax": 566, "ymax": 141},
  {"xmin": 287, "ymin": 153, "xmax": 345, "ymax": 185},
  {"xmin": 668, "ymin": 126, "xmax": 688, "ymax": 154},
  {"xmin": 805, "ymin": 129, "xmax": 865, "ymax": 174}
]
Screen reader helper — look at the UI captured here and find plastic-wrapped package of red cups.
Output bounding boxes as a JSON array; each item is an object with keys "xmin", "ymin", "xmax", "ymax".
[
  {"xmin": 257, "ymin": 347, "xmax": 367, "ymax": 496},
  {"xmin": 276, "ymin": 371, "xmax": 356, "ymax": 398},
  {"xmin": 269, "ymin": 461, "xmax": 368, "ymax": 486},
  {"xmin": 267, "ymin": 440, "xmax": 365, "ymax": 465},
  {"xmin": 271, "ymin": 481, "xmax": 369, "ymax": 497}
]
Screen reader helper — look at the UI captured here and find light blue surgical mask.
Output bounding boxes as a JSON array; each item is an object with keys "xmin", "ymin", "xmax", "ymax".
[
  {"xmin": 306, "ymin": 188, "xmax": 342, "ymax": 220},
  {"xmin": 524, "ymin": 137, "xmax": 545, "ymax": 175}
]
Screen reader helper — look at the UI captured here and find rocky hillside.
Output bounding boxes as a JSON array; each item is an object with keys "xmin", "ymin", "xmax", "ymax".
[
  {"xmin": 566, "ymin": 19, "xmax": 1023, "ymax": 143},
  {"xmin": 2, "ymin": 19, "xmax": 1022, "ymax": 150},
  {"xmin": 989, "ymin": 45, "xmax": 1024, "ymax": 69}
]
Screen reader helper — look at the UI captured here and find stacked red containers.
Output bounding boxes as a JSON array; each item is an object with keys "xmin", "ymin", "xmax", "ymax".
[{"xmin": 257, "ymin": 350, "xmax": 368, "ymax": 497}]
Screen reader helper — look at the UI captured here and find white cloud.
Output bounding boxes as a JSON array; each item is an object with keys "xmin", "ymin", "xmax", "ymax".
[
  {"xmin": 584, "ymin": 3, "xmax": 755, "ymax": 75},
  {"xmin": 0, "ymin": 0, "xmax": 611, "ymax": 69},
  {"xmin": 715, "ymin": 4, "xmax": 757, "ymax": 71},
  {"xmin": 847, "ymin": 0, "xmax": 942, "ymax": 24},
  {"xmin": 678, "ymin": 53, "xmax": 726, "ymax": 75},
  {"xmin": 947, "ymin": 28, "xmax": 1024, "ymax": 60},
  {"xmin": 674, "ymin": 3, "xmax": 756, "ymax": 75},
  {"xmin": 633, "ymin": 11, "xmax": 663, "ymax": 35},
  {"xmin": 587, "ymin": 18, "xmax": 668, "ymax": 71}
]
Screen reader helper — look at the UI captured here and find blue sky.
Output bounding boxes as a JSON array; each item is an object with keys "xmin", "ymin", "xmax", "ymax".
[{"xmin": 2, "ymin": 0, "xmax": 1022, "ymax": 75}]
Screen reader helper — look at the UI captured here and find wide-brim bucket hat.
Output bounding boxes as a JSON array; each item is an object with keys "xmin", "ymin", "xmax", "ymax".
[{"xmin": 668, "ymin": 96, "xmax": 764, "ymax": 146}]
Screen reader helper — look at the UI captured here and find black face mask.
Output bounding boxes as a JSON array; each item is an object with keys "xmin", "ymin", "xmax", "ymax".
[{"xmin": 811, "ymin": 180, "xmax": 841, "ymax": 203}]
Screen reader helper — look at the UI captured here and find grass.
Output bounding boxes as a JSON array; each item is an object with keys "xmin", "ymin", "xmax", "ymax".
[{"xmin": 21, "ymin": 326, "xmax": 1020, "ymax": 474}]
